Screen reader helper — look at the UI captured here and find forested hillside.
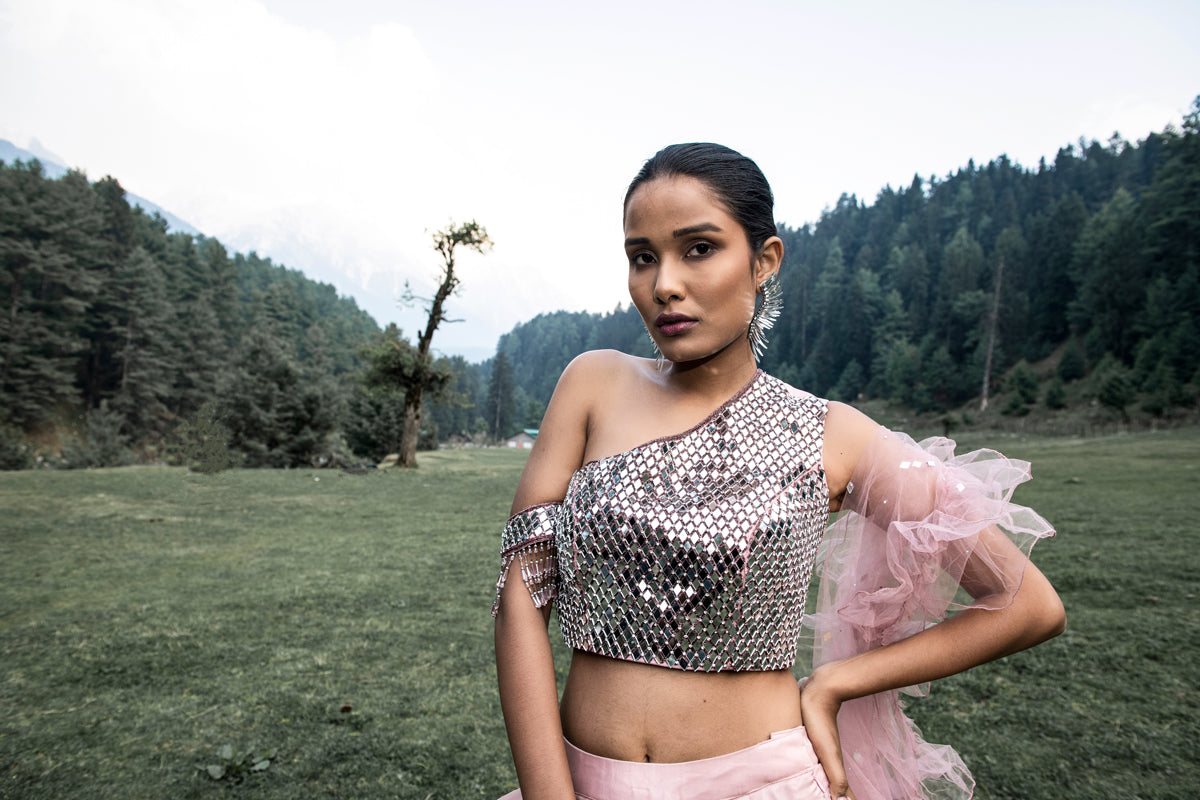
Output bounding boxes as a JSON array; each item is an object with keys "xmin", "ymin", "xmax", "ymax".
[
  {"xmin": 3, "ymin": 100, "xmax": 1197, "ymax": 470},
  {"xmin": 490, "ymin": 99, "xmax": 1200, "ymax": 426},
  {"xmin": 0, "ymin": 159, "xmax": 381, "ymax": 467}
]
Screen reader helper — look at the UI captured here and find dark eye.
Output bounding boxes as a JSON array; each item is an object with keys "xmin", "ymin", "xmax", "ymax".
[
  {"xmin": 687, "ymin": 242, "xmax": 713, "ymax": 257},
  {"xmin": 631, "ymin": 252, "xmax": 656, "ymax": 267}
]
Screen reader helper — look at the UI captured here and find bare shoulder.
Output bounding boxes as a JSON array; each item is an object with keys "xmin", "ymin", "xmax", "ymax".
[
  {"xmin": 822, "ymin": 401, "xmax": 882, "ymax": 509},
  {"xmin": 556, "ymin": 349, "xmax": 656, "ymax": 416},
  {"xmin": 509, "ymin": 350, "xmax": 648, "ymax": 513},
  {"xmin": 556, "ymin": 349, "xmax": 639, "ymax": 392}
]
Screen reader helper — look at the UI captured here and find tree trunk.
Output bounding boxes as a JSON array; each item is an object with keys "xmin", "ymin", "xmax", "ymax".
[
  {"xmin": 120, "ymin": 311, "xmax": 134, "ymax": 390},
  {"xmin": 799, "ymin": 275, "xmax": 808, "ymax": 363},
  {"xmin": 399, "ymin": 383, "xmax": 422, "ymax": 468},
  {"xmin": 0, "ymin": 265, "xmax": 23, "ymax": 396},
  {"xmin": 400, "ymin": 259, "xmax": 454, "ymax": 468},
  {"xmin": 980, "ymin": 256, "xmax": 1004, "ymax": 411}
]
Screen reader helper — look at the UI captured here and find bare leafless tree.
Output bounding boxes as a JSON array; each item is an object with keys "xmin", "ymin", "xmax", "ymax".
[{"xmin": 397, "ymin": 220, "xmax": 491, "ymax": 467}]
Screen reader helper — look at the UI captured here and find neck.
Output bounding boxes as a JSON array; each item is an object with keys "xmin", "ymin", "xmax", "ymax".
[{"xmin": 662, "ymin": 337, "xmax": 759, "ymax": 399}]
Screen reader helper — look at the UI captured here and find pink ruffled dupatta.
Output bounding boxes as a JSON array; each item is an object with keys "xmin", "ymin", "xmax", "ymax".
[{"xmin": 804, "ymin": 427, "xmax": 1055, "ymax": 800}]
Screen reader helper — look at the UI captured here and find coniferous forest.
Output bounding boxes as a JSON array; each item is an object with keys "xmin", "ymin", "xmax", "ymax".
[
  {"xmin": 495, "ymin": 99, "xmax": 1200, "ymax": 428},
  {"xmin": 2, "ymin": 99, "xmax": 1198, "ymax": 469}
]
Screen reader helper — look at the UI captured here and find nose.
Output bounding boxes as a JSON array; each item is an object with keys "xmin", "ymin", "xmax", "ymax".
[{"xmin": 653, "ymin": 257, "xmax": 685, "ymax": 305}]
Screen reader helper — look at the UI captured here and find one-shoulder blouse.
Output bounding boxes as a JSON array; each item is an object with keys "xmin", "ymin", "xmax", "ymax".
[{"xmin": 493, "ymin": 370, "xmax": 830, "ymax": 672}]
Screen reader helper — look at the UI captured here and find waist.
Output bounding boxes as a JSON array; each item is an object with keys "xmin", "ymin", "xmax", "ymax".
[
  {"xmin": 559, "ymin": 651, "xmax": 804, "ymax": 763},
  {"xmin": 563, "ymin": 723, "xmax": 829, "ymax": 800}
]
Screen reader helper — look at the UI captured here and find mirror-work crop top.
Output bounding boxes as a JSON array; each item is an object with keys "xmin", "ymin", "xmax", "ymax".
[{"xmin": 492, "ymin": 371, "xmax": 829, "ymax": 672}]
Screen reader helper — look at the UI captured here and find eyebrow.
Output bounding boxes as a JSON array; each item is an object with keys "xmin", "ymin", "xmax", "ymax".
[
  {"xmin": 672, "ymin": 223, "xmax": 722, "ymax": 238},
  {"xmin": 624, "ymin": 222, "xmax": 723, "ymax": 248}
]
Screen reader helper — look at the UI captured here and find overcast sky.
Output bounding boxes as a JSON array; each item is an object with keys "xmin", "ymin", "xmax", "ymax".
[{"xmin": 2, "ymin": 0, "xmax": 1197, "ymax": 361}]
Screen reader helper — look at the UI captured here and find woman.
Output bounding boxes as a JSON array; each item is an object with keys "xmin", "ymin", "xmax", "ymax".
[{"xmin": 492, "ymin": 143, "xmax": 1065, "ymax": 800}]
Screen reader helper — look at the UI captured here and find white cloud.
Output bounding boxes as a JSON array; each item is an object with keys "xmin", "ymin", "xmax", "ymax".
[{"xmin": 1, "ymin": 0, "xmax": 491, "ymax": 339}]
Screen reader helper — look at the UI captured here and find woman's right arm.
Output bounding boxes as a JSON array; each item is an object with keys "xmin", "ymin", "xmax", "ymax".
[
  {"xmin": 495, "ymin": 576, "xmax": 573, "ymax": 799},
  {"xmin": 494, "ymin": 352, "xmax": 609, "ymax": 799}
]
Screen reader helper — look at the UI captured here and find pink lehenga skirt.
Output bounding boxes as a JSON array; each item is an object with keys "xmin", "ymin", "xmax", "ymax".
[{"xmin": 497, "ymin": 724, "xmax": 831, "ymax": 800}]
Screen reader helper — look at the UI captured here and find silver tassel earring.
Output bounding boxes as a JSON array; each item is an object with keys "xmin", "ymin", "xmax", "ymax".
[
  {"xmin": 644, "ymin": 325, "xmax": 665, "ymax": 372},
  {"xmin": 748, "ymin": 274, "xmax": 782, "ymax": 361}
]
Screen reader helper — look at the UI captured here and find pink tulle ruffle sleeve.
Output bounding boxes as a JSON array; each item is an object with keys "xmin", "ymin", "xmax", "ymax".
[{"xmin": 804, "ymin": 427, "xmax": 1055, "ymax": 800}]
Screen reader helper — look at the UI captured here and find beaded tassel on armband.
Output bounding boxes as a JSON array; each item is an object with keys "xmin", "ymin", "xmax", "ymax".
[{"xmin": 492, "ymin": 504, "xmax": 560, "ymax": 616}]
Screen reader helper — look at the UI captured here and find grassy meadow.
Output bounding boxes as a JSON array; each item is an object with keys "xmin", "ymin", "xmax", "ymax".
[{"xmin": 0, "ymin": 433, "xmax": 1197, "ymax": 799}]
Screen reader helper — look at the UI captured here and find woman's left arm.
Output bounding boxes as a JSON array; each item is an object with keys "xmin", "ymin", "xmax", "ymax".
[{"xmin": 802, "ymin": 402, "xmax": 1066, "ymax": 799}]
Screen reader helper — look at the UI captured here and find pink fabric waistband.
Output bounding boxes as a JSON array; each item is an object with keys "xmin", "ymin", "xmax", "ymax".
[{"xmin": 563, "ymin": 724, "xmax": 830, "ymax": 800}]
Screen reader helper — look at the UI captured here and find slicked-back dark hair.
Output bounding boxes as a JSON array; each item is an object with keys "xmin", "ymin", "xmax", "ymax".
[{"xmin": 623, "ymin": 143, "xmax": 777, "ymax": 253}]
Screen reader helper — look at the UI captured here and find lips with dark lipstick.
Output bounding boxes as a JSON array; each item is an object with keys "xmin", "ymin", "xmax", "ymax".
[{"xmin": 655, "ymin": 313, "xmax": 698, "ymax": 336}]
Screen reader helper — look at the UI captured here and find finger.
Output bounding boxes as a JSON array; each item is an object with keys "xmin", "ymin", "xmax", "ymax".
[
  {"xmin": 799, "ymin": 705, "xmax": 853, "ymax": 798},
  {"xmin": 823, "ymin": 760, "xmax": 854, "ymax": 800},
  {"xmin": 802, "ymin": 724, "xmax": 849, "ymax": 793}
]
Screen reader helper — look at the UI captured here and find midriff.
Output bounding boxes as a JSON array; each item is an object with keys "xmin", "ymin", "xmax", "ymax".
[{"xmin": 559, "ymin": 650, "xmax": 804, "ymax": 763}]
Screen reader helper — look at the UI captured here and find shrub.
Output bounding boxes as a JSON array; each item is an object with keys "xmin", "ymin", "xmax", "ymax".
[
  {"xmin": 1001, "ymin": 393, "xmax": 1031, "ymax": 416},
  {"xmin": 60, "ymin": 402, "xmax": 133, "ymax": 468},
  {"xmin": 175, "ymin": 401, "xmax": 235, "ymax": 474},
  {"xmin": 1058, "ymin": 341, "xmax": 1087, "ymax": 382},
  {"xmin": 831, "ymin": 360, "xmax": 866, "ymax": 402},
  {"xmin": 418, "ymin": 420, "xmax": 440, "ymax": 452},
  {"xmin": 1141, "ymin": 359, "xmax": 1185, "ymax": 417},
  {"xmin": 0, "ymin": 425, "xmax": 32, "ymax": 470},
  {"xmin": 1007, "ymin": 361, "xmax": 1040, "ymax": 405},
  {"xmin": 1045, "ymin": 378, "xmax": 1068, "ymax": 410},
  {"xmin": 1097, "ymin": 362, "xmax": 1136, "ymax": 422}
]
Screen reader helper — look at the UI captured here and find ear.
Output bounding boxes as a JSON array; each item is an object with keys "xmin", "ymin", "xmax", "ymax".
[{"xmin": 753, "ymin": 235, "xmax": 783, "ymax": 286}]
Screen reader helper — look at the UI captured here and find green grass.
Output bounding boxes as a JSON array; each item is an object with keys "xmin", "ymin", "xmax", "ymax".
[
  {"xmin": 0, "ymin": 450, "xmax": 524, "ymax": 799},
  {"xmin": 905, "ymin": 431, "xmax": 1200, "ymax": 800},
  {"xmin": 1, "ymin": 435, "xmax": 1197, "ymax": 799}
]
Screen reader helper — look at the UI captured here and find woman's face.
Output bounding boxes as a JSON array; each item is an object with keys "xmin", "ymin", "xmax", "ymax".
[{"xmin": 624, "ymin": 175, "xmax": 777, "ymax": 367}]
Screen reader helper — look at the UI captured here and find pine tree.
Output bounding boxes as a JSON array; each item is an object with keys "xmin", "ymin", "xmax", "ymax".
[
  {"xmin": 218, "ymin": 325, "xmax": 336, "ymax": 467},
  {"xmin": 61, "ymin": 400, "xmax": 133, "ymax": 467},
  {"xmin": 486, "ymin": 349, "xmax": 516, "ymax": 439},
  {"xmin": 1004, "ymin": 361, "xmax": 1040, "ymax": 414},
  {"xmin": 110, "ymin": 246, "xmax": 174, "ymax": 437},
  {"xmin": 200, "ymin": 237, "xmax": 240, "ymax": 348},
  {"xmin": 807, "ymin": 240, "xmax": 849, "ymax": 392},
  {"xmin": 427, "ymin": 355, "xmax": 482, "ymax": 441},
  {"xmin": 1069, "ymin": 189, "xmax": 1145, "ymax": 362},
  {"xmin": 171, "ymin": 291, "xmax": 227, "ymax": 416},
  {"xmin": 299, "ymin": 321, "xmax": 345, "ymax": 455},
  {"xmin": 1094, "ymin": 356, "xmax": 1136, "ymax": 422},
  {"xmin": 1139, "ymin": 96, "xmax": 1200, "ymax": 282},
  {"xmin": 935, "ymin": 226, "xmax": 985, "ymax": 358},
  {"xmin": 1140, "ymin": 359, "xmax": 1183, "ymax": 417},
  {"xmin": 1057, "ymin": 341, "xmax": 1087, "ymax": 382},
  {"xmin": 1045, "ymin": 378, "xmax": 1067, "ymax": 410},
  {"xmin": 348, "ymin": 324, "xmax": 422, "ymax": 461},
  {"xmin": 80, "ymin": 176, "xmax": 137, "ymax": 409},
  {"xmin": 831, "ymin": 360, "xmax": 865, "ymax": 402},
  {"xmin": 0, "ymin": 163, "xmax": 102, "ymax": 427}
]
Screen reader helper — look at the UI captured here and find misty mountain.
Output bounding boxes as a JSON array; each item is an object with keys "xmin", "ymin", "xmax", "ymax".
[
  {"xmin": 0, "ymin": 138, "xmax": 422, "ymax": 353},
  {"xmin": 0, "ymin": 138, "xmax": 201, "ymax": 236}
]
